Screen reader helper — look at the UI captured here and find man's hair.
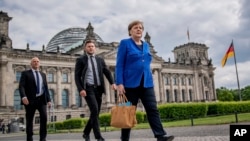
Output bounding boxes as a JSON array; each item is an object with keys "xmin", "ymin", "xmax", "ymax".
[
  {"xmin": 128, "ymin": 20, "xmax": 144, "ymax": 36},
  {"xmin": 83, "ymin": 40, "xmax": 96, "ymax": 47}
]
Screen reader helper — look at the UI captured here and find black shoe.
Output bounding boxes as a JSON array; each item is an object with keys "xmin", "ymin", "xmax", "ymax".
[
  {"xmin": 157, "ymin": 135, "xmax": 174, "ymax": 141},
  {"xmin": 82, "ymin": 134, "xmax": 90, "ymax": 141},
  {"xmin": 97, "ymin": 137, "xmax": 105, "ymax": 141}
]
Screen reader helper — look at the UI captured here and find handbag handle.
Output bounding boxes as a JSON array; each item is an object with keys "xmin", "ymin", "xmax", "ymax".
[{"xmin": 117, "ymin": 93, "xmax": 128, "ymax": 105}]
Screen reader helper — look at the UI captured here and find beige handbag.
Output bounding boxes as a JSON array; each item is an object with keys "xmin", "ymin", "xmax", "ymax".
[{"xmin": 110, "ymin": 94, "xmax": 137, "ymax": 128}]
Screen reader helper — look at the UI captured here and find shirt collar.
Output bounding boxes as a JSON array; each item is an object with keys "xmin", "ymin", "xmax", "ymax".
[{"xmin": 31, "ymin": 69, "xmax": 39, "ymax": 72}]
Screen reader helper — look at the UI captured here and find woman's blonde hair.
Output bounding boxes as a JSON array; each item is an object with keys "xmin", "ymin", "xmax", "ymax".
[{"xmin": 128, "ymin": 20, "xmax": 144, "ymax": 36}]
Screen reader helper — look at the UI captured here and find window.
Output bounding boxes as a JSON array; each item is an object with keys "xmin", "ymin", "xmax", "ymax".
[
  {"xmin": 75, "ymin": 91, "xmax": 82, "ymax": 107},
  {"xmin": 189, "ymin": 89, "xmax": 193, "ymax": 101},
  {"xmin": 62, "ymin": 89, "xmax": 69, "ymax": 108},
  {"xmin": 14, "ymin": 89, "xmax": 22, "ymax": 110},
  {"xmin": 35, "ymin": 116, "xmax": 40, "ymax": 124},
  {"xmin": 181, "ymin": 77, "xmax": 185, "ymax": 85},
  {"xmin": 50, "ymin": 116, "xmax": 57, "ymax": 122},
  {"xmin": 66, "ymin": 115, "xmax": 71, "ymax": 120},
  {"xmin": 166, "ymin": 89, "xmax": 170, "ymax": 102},
  {"xmin": 80, "ymin": 114, "xmax": 85, "ymax": 118},
  {"xmin": 48, "ymin": 72, "xmax": 54, "ymax": 82},
  {"xmin": 188, "ymin": 78, "xmax": 192, "ymax": 85},
  {"xmin": 205, "ymin": 91, "xmax": 209, "ymax": 100},
  {"xmin": 165, "ymin": 77, "xmax": 169, "ymax": 85},
  {"xmin": 16, "ymin": 71, "xmax": 22, "ymax": 82},
  {"xmin": 204, "ymin": 77, "xmax": 208, "ymax": 86},
  {"xmin": 49, "ymin": 89, "xmax": 55, "ymax": 103},
  {"xmin": 174, "ymin": 89, "xmax": 178, "ymax": 102},
  {"xmin": 182, "ymin": 89, "xmax": 185, "ymax": 102},
  {"xmin": 173, "ymin": 77, "xmax": 178, "ymax": 85},
  {"xmin": 62, "ymin": 73, "xmax": 68, "ymax": 83}
]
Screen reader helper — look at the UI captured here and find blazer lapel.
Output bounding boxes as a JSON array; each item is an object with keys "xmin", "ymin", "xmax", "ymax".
[{"xmin": 28, "ymin": 69, "xmax": 36, "ymax": 85}]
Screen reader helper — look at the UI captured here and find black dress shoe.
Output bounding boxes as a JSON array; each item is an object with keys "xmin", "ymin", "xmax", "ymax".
[
  {"xmin": 82, "ymin": 134, "xmax": 90, "ymax": 141},
  {"xmin": 157, "ymin": 135, "xmax": 174, "ymax": 141}
]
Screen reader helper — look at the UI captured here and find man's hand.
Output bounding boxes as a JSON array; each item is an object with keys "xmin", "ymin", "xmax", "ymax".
[
  {"xmin": 111, "ymin": 84, "xmax": 117, "ymax": 90},
  {"xmin": 47, "ymin": 102, "xmax": 52, "ymax": 108},
  {"xmin": 80, "ymin": 90, "xmax": 87, "ymax": 97},
  {"xmin": 22, "ymin": 97, "xmax": 29, "ymax": 105}
]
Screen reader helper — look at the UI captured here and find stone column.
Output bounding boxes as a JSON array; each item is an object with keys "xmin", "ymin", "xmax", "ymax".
[
  {"xmin": 209, "ymin": 73, "xmax": 217, "ymax": 100},
  {"xmin": 71, "ymin": 68, "xmax": 76, "ymax": 107},
  {"xmin": 193, "ymin": 71, "xmax": 200, "ymax": 101},
  {"xmin": 0, "ymin": 60, "xmax": 7, "ymax": 107},
  {"xmin": 157, "ymin": 69, "xmax": 164, "ymax": 103},
  {"xmin": 169, "ymin": 74, "xmax": 174, "ymax": 102},
  {"xmin": 152, "ymin": 69, "xmax": 160, "ymax": 102},
  {"xmin": 185, "ymin": 76, "xmax": 189, "ymax": 101},
  {"xmin": 104, "ymin": 75, "xmax": 110, "ymax": 103},
  {"xmin": 199, "ymin": 73, "xmax": 205, "ymax": 101},
  {"xmin": 56, "ymin": 67, "xmax": 62, "ymax": 108}
]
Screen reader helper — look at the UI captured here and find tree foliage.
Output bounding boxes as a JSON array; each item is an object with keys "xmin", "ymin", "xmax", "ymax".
[
  {"xmin": 216, "ymin": 85, "xmax": 250, "ymax": 101},
  {"xmin": 216, "ymin": 87, "xmax": 234, "ymax": 101}
]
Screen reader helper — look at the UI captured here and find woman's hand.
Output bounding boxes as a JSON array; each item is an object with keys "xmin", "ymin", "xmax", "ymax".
[{"xmin": 117, "ymin": 84, "xmax": 126, "ymax": 95}]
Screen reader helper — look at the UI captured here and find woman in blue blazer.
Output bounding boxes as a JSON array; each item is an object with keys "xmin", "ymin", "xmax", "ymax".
[{"xmin": 115, "ymin": 20, "xmax": 174, "ymax": 141}]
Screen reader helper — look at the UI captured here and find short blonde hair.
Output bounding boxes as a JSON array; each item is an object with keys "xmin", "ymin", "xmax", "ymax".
[{"xmin": 128, "ymin": 20, "xmax": 144, "ymax": 36}]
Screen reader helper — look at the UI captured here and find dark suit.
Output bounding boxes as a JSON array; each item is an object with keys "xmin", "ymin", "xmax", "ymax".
[
  {"xmin": 75, "ymin": 54, "xmax": 114, "ymax": 139},
  {"xmin": 19, "ymin": 69, "xmax": 51, "ymax": 141}
]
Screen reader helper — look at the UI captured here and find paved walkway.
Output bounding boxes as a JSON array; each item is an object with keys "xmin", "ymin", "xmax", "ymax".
[{"xmin": 1, "ymin": 122, "xmax": 247, "ymax": 141}]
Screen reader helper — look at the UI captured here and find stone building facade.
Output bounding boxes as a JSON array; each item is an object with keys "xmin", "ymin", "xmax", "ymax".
[{"xmin": 0, "ymin": 11, "xmax": 216, "ymax": 125}]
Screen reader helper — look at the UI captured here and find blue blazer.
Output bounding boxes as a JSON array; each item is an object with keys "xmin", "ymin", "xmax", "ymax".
[{"xmin": 115, "ymin": 38, "xmax": 153, "ymax": 88}]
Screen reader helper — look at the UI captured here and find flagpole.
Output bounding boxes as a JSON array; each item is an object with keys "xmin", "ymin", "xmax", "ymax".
[{"xmin": 232, "ymin": 40, "xmax": 242, "ymax": 101}]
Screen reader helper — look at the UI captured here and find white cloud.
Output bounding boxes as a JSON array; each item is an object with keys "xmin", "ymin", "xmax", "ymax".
[{"xmin": 1, "ymin": 0, "xmax": 249, "ymax": 89}]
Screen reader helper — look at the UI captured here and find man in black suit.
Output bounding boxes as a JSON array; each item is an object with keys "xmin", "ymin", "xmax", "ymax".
[
  {"xmin": 75, "ymin": 40, "xmax": 116, "ymax": 141},
  {"xmin": 19, "ymin": 57, "xmax": 51, "ymax": 141}
]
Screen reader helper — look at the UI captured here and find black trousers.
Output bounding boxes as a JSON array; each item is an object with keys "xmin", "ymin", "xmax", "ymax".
[
  {"xmin": 83, "ymin": 85, "xmax": 103, "ymax": 139},
  {"xmin": 121, "ymin": 81, "xmax": 166, "ymax": 140},
  {"xmin": 25, "ymin": 97, "xmax": 47, "ymax": 141}
]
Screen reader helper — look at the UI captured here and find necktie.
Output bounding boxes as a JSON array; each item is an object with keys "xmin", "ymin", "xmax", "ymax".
[
  {"xmin": 35, "ymin": 71, "xmax": 40, "ymax": 94},
  {"xmin": 90, "ymin": 56, "xmax": 98, "ymax": 86}
]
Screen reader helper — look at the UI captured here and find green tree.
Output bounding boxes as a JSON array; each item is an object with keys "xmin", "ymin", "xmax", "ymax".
[
  {"xmin": 216, "ymin": 87, "xmax": 234, "ymax": 101},
  {"xmin": 241, "ymin": 85, "xmax": 250, "ymax": 100}
]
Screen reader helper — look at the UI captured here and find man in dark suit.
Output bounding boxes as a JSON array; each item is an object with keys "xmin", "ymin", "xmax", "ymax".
[
  {"xmin": 19, "ymin": 57, "xmax": 51, "ymax": 141},
  {"xmin": 75, "ymin": 40, "xmax": 116, "ymax": 141}
]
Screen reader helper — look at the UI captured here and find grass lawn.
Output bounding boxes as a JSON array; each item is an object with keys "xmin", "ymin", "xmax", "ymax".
[
  {"xmin": 47, "ymin": 113, "xmax": 250, "ymax": 133},
  {"xmin": 102, "ymin": 112, "xmax": 250, "ymax": 131}
]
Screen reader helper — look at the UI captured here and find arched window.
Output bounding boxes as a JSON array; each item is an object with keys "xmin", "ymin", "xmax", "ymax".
[
  {"xmin": 75, "ymin": 91, "xmax": 82, "ymax": 107},
  {"xmin": 49, "ymin": 89, "xmax": 55, "ymax": 103},
  {"xmin": 16, "ymin": 71, "xmax": 22, "ymax": 82},
  {"xmin": 48, "ymin": 72, "xmax": 55, "ymax": 82},
  {"xmin": 14, "ymin": 89, "xmax": 22, "ymax": 110},
  {"xmin": 62, "ymin": 73, "xmax": 68, "ymax": 83},
  {"xmin": 165, "ymin": 77, "xmax": 169, "ymax": 85},
  {"xmin": 62, "ymin": 89, "xmax": 69, "ymax": 108}
]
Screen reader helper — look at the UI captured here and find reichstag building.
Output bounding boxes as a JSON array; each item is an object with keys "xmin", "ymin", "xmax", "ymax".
[{"xmin": 0, "ymin": 11, "xmax": 216, "ymax": 125}]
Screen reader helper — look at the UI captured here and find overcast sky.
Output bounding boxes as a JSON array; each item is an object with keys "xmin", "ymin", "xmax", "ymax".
[{"xmin": 1, "ymin": 0, "xmax": 249, "ymax": 89}]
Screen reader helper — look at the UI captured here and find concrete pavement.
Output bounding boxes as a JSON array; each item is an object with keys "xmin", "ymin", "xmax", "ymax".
[{"xmin": 0, "ymin": 123, "xmax": 242, "ymax": 141}]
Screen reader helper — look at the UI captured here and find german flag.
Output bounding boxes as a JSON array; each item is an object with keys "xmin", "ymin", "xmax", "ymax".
[{"xmin": 221, "ymin": 41, "xmax": 235, "ymax": 67}]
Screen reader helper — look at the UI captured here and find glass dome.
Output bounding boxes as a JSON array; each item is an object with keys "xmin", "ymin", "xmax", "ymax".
[{"xmin": 46, "ymin": 27, "xmax": 103, "ymax": 52}]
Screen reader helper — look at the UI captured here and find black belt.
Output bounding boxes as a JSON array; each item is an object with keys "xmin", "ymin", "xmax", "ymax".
[
  {"xmin": 86, "ymin": 83, "xmax": 99, "ymax": 88},
  {"xmin": 35, "ymin": 95, "xmax": 43, "ymax": 100}
]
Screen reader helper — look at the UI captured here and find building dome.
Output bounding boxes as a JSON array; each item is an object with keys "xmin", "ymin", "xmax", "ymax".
[{"xmin": 46, "ymin": 27, "xmax": 103, "ymax": 52}]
